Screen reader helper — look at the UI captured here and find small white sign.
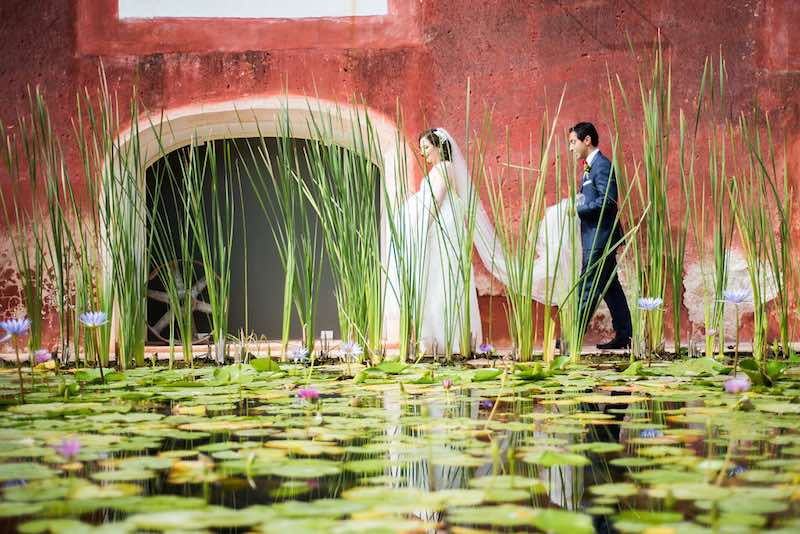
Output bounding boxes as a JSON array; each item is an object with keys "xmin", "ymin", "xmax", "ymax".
[
  {"xmin": 320, "ymin": 330, "xmax": 334, "ymax": 341},
  {"xmin": 119, "ymin": 0, "xmax": 389, "ymax": 20}
]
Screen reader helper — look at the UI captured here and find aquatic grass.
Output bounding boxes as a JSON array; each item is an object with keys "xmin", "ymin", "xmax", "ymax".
[
  {"xmin": 183, "ymin": 139, "xmax": 235, "ymax": 364},
  {"xmin": 242, "ymin": 103, "xmax": 322, "ymax": 359},
  {"xmin": 735, "ymin": 110, "xmax": 795, "ymax": 360},
  {"xmin": 623, "ymin": 37, "xmax": 672, "ymax": 358},
  {"xmin": 301, "ymin": 98, "xmax": 383, "ymax": 355},
  {"xmin": 382, "ymin": 107, "xmax": 429, "ymax": 361},
  {"xmin": 486, "ymin": 93, "xmax": 563, "ymax": 361},
  {"xmin": 0, "ymin": 103, "xmax": 47, "ymax": 357},
  {"xmin": 14, "ymin": 88, "xmax": 76, "ymax": 363},
  {"xmin": 74, "ymin": 68, "xmax": 148, "ymax": 369},
  {"xmin": 684, "ymin": 54, "xmax": 737, "ymax": 360},
  {"xmin": 147, "ymin": 118, "xmax": 202, "ymax": 368}
]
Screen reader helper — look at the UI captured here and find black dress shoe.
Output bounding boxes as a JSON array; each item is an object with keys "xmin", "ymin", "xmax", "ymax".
[{"xmin": 597, "ymin": 336, "xmax": 631, "ymax": 350}]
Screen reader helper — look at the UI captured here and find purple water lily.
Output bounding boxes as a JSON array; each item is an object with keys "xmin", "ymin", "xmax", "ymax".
[
  {"xmin": 34, "ymin": 349, "xmax": 51, "ymax": 364},
  {"xmin": 724, "ymin": 375, "xmax": 751, "ymax": 394},
  {"xmin": 340, "ymin": 341, "xmax": 363, "ymax": 360},
  {"xmin": 479, "ymin": 399, "xmax": 494, "ymax": 409},
  {"xmin": 53, "ymin": 438, "xmax": 81, "ymax": 460},
  {"xmin": 477, "ymin": 343, "xmax": 494, "ymax": 355},
  {"xmin": 727, "ymin": 464, "xmax": 746, "ymax": 478},
  {"xmin": 79, "ymin": 311, "xmax": 108, "ymax": 328},
  {"xmin": 639, "ymin": 428, "xmax": 664, "ymax": 439},
  {"xmin": 0, "ymin": 318, "xmax": 31, "ymax": 337},
  {"xmin": 723, "ymin": 289, "xmax": 751, "ymax": 305},
  {"xmin": 289, "ymin": 347, "xmax": 309, "ymax": 363},
  {"xmin": 638, "ymin": 297, "xmax": 663, "ymax": 311}
]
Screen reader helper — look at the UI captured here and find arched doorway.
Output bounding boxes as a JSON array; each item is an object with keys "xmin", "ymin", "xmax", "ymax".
[{"xmin": 110, "ymin": 96, "xmax": 413, "ymax": 349}]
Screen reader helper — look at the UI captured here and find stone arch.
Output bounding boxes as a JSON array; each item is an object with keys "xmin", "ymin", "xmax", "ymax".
[{"xmin": 109, "ymin": 95, "xmax": 413, "ymax": 349}]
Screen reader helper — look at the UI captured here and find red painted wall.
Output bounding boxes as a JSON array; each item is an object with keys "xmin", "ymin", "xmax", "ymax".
[{"xmin": 1, "ymin": 0, "xmax": 798, "ymax": 347}]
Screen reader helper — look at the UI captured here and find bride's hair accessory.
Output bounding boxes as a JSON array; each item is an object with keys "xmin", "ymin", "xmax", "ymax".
[{"xmin": 433, "ymin": 128, "xmax": 449, "ymax": 146}]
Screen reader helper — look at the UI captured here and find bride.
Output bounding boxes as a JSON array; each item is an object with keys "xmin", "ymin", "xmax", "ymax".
[{"xmin": 383, "ymin": 127, "xmax": 577, "ymax": 354}]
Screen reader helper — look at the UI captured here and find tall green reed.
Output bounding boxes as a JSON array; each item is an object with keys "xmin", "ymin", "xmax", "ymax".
[
  {"xmin": 632, "ymin": 39, "xmax": 671, "ymax": 356},
  {"xmin": 732, "ymin": 110, "xmax": 794, "ymax": 360},
  {"xmin": 683, "ymin": 55, "xmax": 737, "ymax": 359},
  {"xmin": 382, "ymin": 107, "xmax": 429, "ymax": 362},
  {"xmin": 741, "ymin": 113, "xmax": 796, "ymax": 359},
  {"xmin": 486, "ymin": 94, "xmax": 562, "ymax": 361},
  {"xmin": 0, "ymin": 97, "xmax": 48, "ymax": 356},
  {"xmin": 183, "ymin": 139, "xmax": 235, "ymax": 363},
  {"xmin": 73, "ymin": 71, "xmax": 149, "ymax": 369},
  {"xmin": 243, "ymin": 108, "xmax": 322, "ymax": 356},
  {"xmin": 302, "ymin": 101, "xmax": 383, "ymax": 354},
  {"xmin": 147, "ymin": 123, "xmax": 200, "ymax": 367}
]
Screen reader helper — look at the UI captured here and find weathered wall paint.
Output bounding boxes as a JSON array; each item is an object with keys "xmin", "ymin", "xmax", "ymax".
[{"xmin": 1, "ymin": 0, "xmax": 798, "ymax": 347}]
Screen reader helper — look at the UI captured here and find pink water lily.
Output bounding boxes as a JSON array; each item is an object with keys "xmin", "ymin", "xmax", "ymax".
[
  {"xmin": 442, "ymin": 379, "xmax": 453, "ymax": 390},
  {"xmin": 53, "ymin": 438, "xmax": 81, "ymax": 460},
  {"xmin": 724, "ymin": 375, "xmax": 751, "ymax": 394},
  {"xmin": 34, "ymin": 349, "xmax": 51, "ymax": 363},
  {"xmin": 297, "ymin": 388, "xmax": 320, "ymax": 401}
]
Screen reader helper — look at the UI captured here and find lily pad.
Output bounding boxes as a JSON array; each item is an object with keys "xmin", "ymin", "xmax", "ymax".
[{"xmin": 267, "ymin": 459, "xmax": 342, "ymax": 479}]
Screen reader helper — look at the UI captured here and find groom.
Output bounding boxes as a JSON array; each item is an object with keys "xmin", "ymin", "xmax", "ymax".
[{"xmin": 568, "ymin": 122, "xmax": 632, "ymax": 350}]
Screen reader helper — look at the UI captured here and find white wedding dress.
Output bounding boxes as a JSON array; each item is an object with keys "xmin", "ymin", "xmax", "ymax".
[{"xmin": 382, "ymin": 129, "xmax": 579, "ymax": 353}]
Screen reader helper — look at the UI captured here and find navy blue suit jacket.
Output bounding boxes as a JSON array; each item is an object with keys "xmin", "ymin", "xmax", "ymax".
[{"xmin": 576, "ymin": 150, "xmax": 623, "ymax": 252}]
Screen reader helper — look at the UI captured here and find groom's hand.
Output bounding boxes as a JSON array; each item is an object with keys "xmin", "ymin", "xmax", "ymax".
[{"xmin": 573, "ymin": 193, "xmax": 585, "ymax": 215}]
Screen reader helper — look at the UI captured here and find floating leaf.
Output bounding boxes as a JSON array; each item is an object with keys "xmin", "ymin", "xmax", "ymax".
[
  {"xmin": 448, "ymin": 505, "xmax": 539, "ymax": 527},
  {"xmin": 268, "ymin": 459, "xmax": 342, "ymax": 479},
  {"xmin": 473, "ymin": 369, "xmax": 503, "ymax": 382}
]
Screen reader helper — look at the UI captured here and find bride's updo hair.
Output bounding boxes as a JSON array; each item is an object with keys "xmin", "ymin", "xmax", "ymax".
[{"xmin": 419, "ymin": 128, "xmax": 452, "ymax": 161}]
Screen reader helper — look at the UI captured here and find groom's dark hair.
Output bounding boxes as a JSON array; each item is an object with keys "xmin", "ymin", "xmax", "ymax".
[
  {"xmin": 570, "ymin": 122, "xmax": 599, "ymax": 147},
  {"xmin": 419, "ymin": 129, "xmax": 453, "ymax": 161}
]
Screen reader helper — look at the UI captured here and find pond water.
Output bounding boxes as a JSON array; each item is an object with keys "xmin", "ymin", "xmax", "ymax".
[{"xmin": 0, "ymin": 357, "xmax": 799, "ymax": 533}]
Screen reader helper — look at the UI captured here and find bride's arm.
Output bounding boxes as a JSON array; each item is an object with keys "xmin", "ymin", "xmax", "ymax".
[{"xmin": 422, "ymin": 161, "xmax": 455, "ymax": 209}]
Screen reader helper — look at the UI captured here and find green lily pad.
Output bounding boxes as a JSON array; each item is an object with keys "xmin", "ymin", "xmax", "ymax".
[
  {"xmin": 0, "ymin": 501, "xmax": 43, "ymax": 517},
  {"xmin": 590, "ymin": 483, "xmax": 639, "ymax": 497},
  {"xmin": 267, "ymin": 459, "xmax": 342, "ymax": 479},
  {"xmin": 533, "ymin": 509, "xmax": 594, "ymax": 534},
  {"xmin": 91, "ymin": 469, "xmax": 157, "ymax": 482},
  {"xmin": 448, "ymin": 504, "xmax": 539, "ymax": 527},
  {"xmin": 271, "ymin": 499, "xmax": 367, "ymax": 518},
  {"xmin": 0, "ymin": 462, "xmax": 58, "ymax": 481},
  {"xmin": 469, "ymin": 475, "xmax": 547, "ymax": 493},
  {"xmin": 473, "ymin": 369, "xmax": 503, "ymax": 382},
  {"xmin": 520, "ymin": 449, "xmax": 590, "ymax": 467}
]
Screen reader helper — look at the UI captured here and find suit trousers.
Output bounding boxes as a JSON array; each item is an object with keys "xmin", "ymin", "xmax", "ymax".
[{"xmin": 577, "ymin": 246, "xmax": 632, "ymax": 339}]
